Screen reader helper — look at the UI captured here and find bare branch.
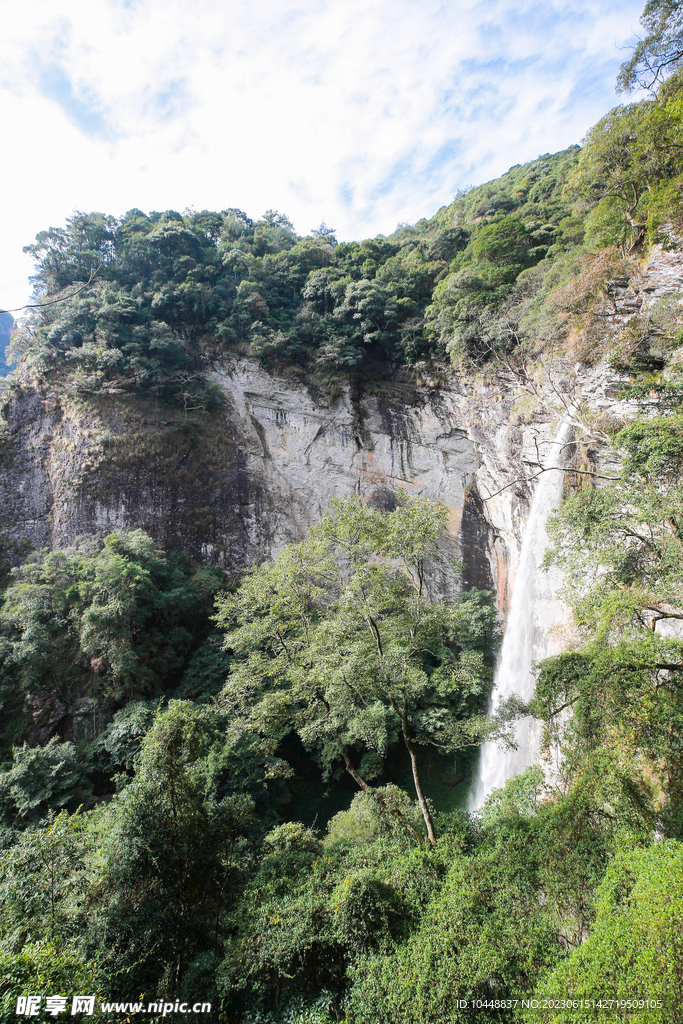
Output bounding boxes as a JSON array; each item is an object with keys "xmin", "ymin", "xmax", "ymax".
[{"xmin": 1, "ymin": 265, "xmax": 102, "ymax": 315}]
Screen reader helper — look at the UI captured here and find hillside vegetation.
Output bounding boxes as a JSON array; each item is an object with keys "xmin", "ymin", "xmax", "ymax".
[
  {"xmin": 8, "ymin": 55, "xmax": 683, "ymax": 400},
  {"xmin": 7, "ymin": 144, "xmax": 578, "ymax": 390},
  {"xmin": 2, "ymin": 1, "xmax": 683, "ymax": 1020}
]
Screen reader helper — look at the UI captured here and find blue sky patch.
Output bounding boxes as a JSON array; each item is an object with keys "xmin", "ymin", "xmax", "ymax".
[{"xmin": 36, "ymin": 61, "xmax": 111, "ymax": 139}]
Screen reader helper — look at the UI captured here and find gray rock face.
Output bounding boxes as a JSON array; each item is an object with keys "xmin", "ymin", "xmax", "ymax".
[
  {"xmin": 0, "ymin": 360, "xmax": 553, "ymax": 614},
  {"xmin": 4, "ymin": 240, "xmax": 681, "ymax": 620},
  {"xmin": 210, "ymin": 361, "xmax": 482, "ymax": 595},
  {"xmin": 25, "ymin": 691, "xmax": 115, "ymax": 745},
  {"xmin": 641, "ymin": 239, "xmax": 683, "ymax": 305},
  {"xmin": 0, "ymin": 371, "xmax": 581, "ymax": 630}
]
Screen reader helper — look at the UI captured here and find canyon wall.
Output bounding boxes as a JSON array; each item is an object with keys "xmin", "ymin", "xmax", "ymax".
[
  {"xmin": 3, "ymin": 241, "xmax": 680, "ymax": 619},
  {"xmin": 0, "ymin": 359, "xmax": 562, "ymax": 614}
]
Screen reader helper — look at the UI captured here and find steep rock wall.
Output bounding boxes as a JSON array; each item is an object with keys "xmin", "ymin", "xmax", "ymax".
[
  {"xmin": 3, "ymin": 239, "xmax": 683, "ymax": 757},
  {"xmin": 13, "ymin": 229, "xmax": 683, "ymax": 612},
  {"xmin": 0, "ymin": 362, "xmax": 545, "ymax": 608},
  {"xmin": 210, "ymin": 362, "xmax": 483, "ymax": 596}
]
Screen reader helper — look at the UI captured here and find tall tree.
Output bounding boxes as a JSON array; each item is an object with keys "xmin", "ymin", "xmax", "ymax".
[
  {"xmin": 619, "ymin": 0, "xmax": 683, "ymax": 92},
  {"xmin": 93, "ymin": 701, "xmax": 257, "ymax": 997},
  {"xmin": 216, "ymin": 495, "xmax": 506, "ymax": 845}
]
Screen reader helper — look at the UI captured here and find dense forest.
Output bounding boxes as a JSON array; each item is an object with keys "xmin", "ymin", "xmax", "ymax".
[{"xmin": 2, "ymin": 0, "xmax": 683, "ymax": 1019}]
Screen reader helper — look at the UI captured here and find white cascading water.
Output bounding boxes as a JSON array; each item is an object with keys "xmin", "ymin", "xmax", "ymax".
[{"xmin": 469, "ymin": 411, "xmax": 576, "ymax": 810}]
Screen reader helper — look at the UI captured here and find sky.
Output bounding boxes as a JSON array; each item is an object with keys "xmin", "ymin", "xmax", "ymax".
[{"xmin": 1, "ymin": 0, "xmax": 646, "ymax": 314}]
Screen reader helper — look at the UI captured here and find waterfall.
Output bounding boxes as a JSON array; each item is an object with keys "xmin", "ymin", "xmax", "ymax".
[{"xmin": 469, "ymin": 411, "xmax": 575, "ymax": 810}]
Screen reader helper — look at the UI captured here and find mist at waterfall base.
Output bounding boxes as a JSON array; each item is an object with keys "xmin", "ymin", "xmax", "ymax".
[{"xmin": 469, "ymin": 414, "xmax": 575, "ymax": 811}]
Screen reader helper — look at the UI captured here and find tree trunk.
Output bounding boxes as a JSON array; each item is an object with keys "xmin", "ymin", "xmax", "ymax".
[
  {"xmin": 336, "ymin": 739, "xmax": 371, "ymax": 792},
  {"xmin": 403, "ymin": 732, "xmax": 437, "ymax": 845},
  {"xmin": 627, "ymin": 222, "xmax": 647, "ymax": 253},
  {"xmin": 391, "ymin": 694, "xmax": 437, "ymax": 845},
  {"xmin": 330, "ymin": 723, "xmax": 424, "ymax": 843}
]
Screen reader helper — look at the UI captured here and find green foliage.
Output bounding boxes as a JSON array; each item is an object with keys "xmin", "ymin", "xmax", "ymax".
[
  {"xmin": 219, "ymin": 805, "xmax": 449, "ymax": 1017},
  {"xmin": 478, "ymin": 764, "xmax": 545, "ymax": 825},
  {"xmin": 174, "ymin": 635, "xmax": 232, "ymax": 702},
  {"xmin": 90, "ymin": 699, "xmax": 158, "ymax": 774},
  {"xmin": 531, "ymin": 841, "xmax": 683, "ymax": 1022},
  {"xmin": 618, "ymin": 0, "xmax": 683, "ymax": 91},
  {"xmin": 9, "ymin": 148, "xmax": 586, "ymax": 385},
  {"xmin": 421, "ymin": 149, "xmax": 591, "ymax": 365},
  {"xmin": 543, "ymin": 424, "xmax": 683, "ymax": 833},
  {"xmin": 569, "ymin": 103, "xmax": 653, "ymax": 243},
  {"xmin": 347, "ymin": 839, "xmax": 558, "ymax": 1023},
  {"xmin": 0, "ymin": 740, "xmax": 94, "ymax": 823},
  {"xmin": 220, "ymin": 764, "xmax": 648, "ymax": 1023},
  {"xmin": 242, "ymin": 992, "xmax": 338, "ymax": 1024},
  {"xmin": 439, "ymin": 149, "xmax": 581, "ymax": 228},
  {"xmin": 0, "ymin": 530, "xmax": 225, "ymax": 712},
  {"xmin": 569, "ymin": 75, "xmax": 683, "ymax": 248},
  {"xmin": 10, "ymin": 75, "xmax": 683, "ymax": 384},
  {"xmin": 92, "ymin": 700, "xmax": 259, "ymax": 998},
  {"xmin": 583, "ymin": 196, "xmax": 631, "ymax": 251},
  {"xmin": 0, "ymin": 812, "xmax": 103, "ymax": 1020},
  {"xmin": 216, "ymin": 493, "xmax": 504, "ymax": 843},
  {"xmin": 0, "ymin": 810, "xmax": 91, "ymax": 948},
  {"xmin": 324, "ymin": 787, "xmax": 426, "ymax": 848},
  {"xmin": 468, "ymin": 216, "xmax": 535, "ymax": 285},
  {"xmin": 0, "ymin": 941, "xmax": 104, "ymax": 1024}
]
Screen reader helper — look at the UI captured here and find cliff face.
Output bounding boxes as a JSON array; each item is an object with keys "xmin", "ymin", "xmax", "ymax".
[
  {"xmin": 0, "ymin": 358, "xmax": 547, "ymax": 747},
  {"xmin": 0, "ymin": 358, "xmax": 560, "ymax": 615},
  {"xmin": 210, "ymin": 362, "xmax": 483, "ymax": 598},
  {"xmin": 2, "ymin": 239, "xmax": 681, "ymax": 622}
]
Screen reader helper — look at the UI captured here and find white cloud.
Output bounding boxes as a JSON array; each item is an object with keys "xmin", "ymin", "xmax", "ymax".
[{"xmin": 1, "ymin": 0, "xmax": 644, "ymax": 311}]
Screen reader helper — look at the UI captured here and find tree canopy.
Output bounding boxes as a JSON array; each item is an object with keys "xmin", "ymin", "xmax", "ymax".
[
  {"xmin": 618, "ymin": 0, "xmax": 683, "ymax": 91},
  {"xmin": 215, "ymin": 494, "xmax": 505, "ymax": 845},
  {"xmin": 5, "ymin": 149, "xmax": 583, "ymax": 391}
]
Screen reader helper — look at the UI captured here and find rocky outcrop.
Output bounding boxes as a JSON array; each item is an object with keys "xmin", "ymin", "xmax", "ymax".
[
  {"xmin": 25, "ymin": 691, "xmax": 115, "ymax": 745},
  {"xmin": 210, "ymin": 362, "xmax": 485, "ymax": 597},
  {"xmin": 0, "ymin": 360, "xmax": 563, "ymax": 614},
  {"xmin": 3, "ymin": 241, "xmax": 681, "ymax": 621}
]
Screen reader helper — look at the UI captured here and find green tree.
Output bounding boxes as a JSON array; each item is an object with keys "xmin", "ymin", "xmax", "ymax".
[
  {"xmin": 0, "ymin": 942, "xmax": 104, "ymax": 1024},
  {"xmin": 618, "ymin": 0, "xmax": 683, "ymax": 92},
  {"xmin": 569, "ymin": 76, "xmax": 683, "ymax": 251},
  {"xmin": 93, "ymin": 701, "xmax": 258, "ymax": 998},
  {"xmin": 469, "ymin": 216, "xmax": 534, "ymax": 286},
  {"xmin": 347, "ymin": 835, "xmax": 559, "ymax": 1024},
  {"xmin": 0, "ymin": 810, "xmax": 90, "ymax": 948},
  {"xmin": 569, "ymin": 103, "xmax": 654, "ymax": 250},
  {"xmin": 0, "ymin": 531, "xmax": 225, "ymax": 712},
  {"xmin": 216, "ymin": 495, "xmax": 505, "ymax": 845},
  {"xmin": 0, "ymin": 740, "xmax": 94, "ymax": 823},
  {"xmin": 531, "ymin": 841, "xmax": 683, "ymax": 1022},
  {"xmin": 542, "ymin": 391, "xmax": 683, "ymax": 834},
  {"xmin": 219, "ymin": 800, "xmax": 451, "ymax": 1016}
]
